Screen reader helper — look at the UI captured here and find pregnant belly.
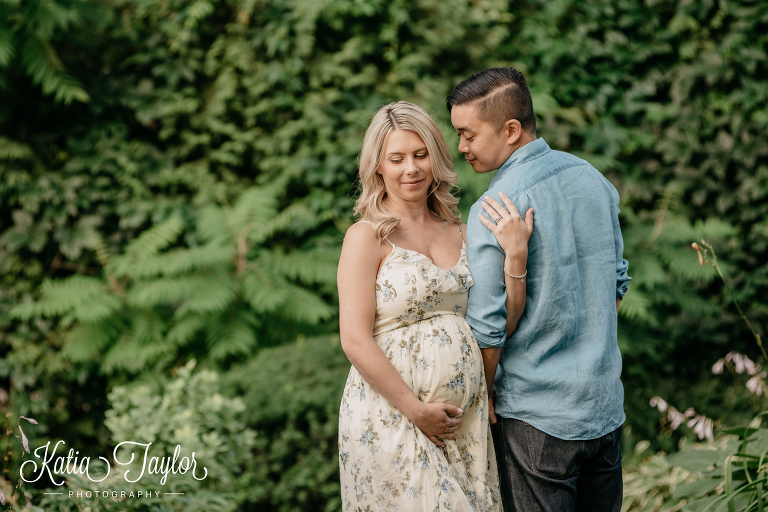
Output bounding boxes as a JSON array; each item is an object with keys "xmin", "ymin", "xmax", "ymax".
[{"xmin": 377, "ymin": 315, "xmax": 483, "ymax": 413}]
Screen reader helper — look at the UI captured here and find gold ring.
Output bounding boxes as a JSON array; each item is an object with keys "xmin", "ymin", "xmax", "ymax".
[{"xmin": 495, "ymin": 216, "xmax": 502, "ymax": 223}]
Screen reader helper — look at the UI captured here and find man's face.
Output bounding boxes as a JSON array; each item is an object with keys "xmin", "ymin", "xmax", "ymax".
[{"xmin": 450, "ymin": 103, "xmax": 511, "ymax": 174}]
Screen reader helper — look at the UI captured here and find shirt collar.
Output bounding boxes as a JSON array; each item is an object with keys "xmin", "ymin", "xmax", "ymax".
[{"xmin": 489, "ymin": 137, "xmax": 551, "ymax": 188}]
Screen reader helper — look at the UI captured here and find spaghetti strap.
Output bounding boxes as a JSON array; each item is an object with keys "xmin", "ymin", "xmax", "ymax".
[
  {"xmin": 458, "ymin": 222, "xmax": 466, "ymax": 244},
  {"xmin": 358, "ymin": 220, "xmax": 395, "ymax": 249}
]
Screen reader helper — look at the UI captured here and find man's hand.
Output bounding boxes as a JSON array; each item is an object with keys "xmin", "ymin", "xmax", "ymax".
[
  {"xmin": 488, "ymin": 389, "xmax": 498, "ymax": 424},
  {"xmin": 411, "ymin": 403, "xmax": 463, "ymax": 448}
]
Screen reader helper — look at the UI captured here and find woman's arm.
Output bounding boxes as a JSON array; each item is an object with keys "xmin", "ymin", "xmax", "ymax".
[
  {"xmin": 478, "ymin": 193, "xmax": 534, "ymax": 337},
  {"xmin": 338, "ymin": 223, "xmax": 463, "ymax": 447}
]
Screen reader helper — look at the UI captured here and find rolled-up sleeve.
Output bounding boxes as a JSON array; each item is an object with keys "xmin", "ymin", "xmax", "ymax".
[
  {"xmin": 465, "ymin": 200, "xmax": 508, "ymax": 348},
  {"xmin": 612, "ymin": 194, "xmax": 631, "ymax": 299}
]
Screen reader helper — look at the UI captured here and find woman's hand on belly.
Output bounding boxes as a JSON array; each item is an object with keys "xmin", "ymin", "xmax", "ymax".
[{"xmin": 411, "ymin": 402, "xmax": 463, "ymax": 448}]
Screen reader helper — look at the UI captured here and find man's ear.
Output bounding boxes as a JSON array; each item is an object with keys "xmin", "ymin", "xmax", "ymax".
[{"xmin": 504, "ymin": 119, "xmax": 523, "ymax": 146}]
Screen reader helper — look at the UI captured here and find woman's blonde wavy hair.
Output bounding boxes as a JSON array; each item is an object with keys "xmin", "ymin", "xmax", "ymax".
[{"xmin": 353, "ymin": 101, "xmax": 460, "ymax": 242}]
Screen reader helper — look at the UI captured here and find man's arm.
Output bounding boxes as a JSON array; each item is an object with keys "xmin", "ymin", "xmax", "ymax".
[{"xmin": 611, "ymin": 188, "xmax": 631, "ymax": 302}]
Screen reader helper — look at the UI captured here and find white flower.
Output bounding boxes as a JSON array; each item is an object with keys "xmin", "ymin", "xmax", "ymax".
[
  {"xmin": 691, "ymin": 417, "xmax": 715, "ymax": 442},
  {"xmin": 669, "ymin": 409, "xmax": 686, "ymax": 430},
  {"xmin": 650, "ymin": 396, "xmax": 668, "ymax": 412},
  {"xmin": 746, "ymin": 373, "xmax": 765, "ymax": 396}
]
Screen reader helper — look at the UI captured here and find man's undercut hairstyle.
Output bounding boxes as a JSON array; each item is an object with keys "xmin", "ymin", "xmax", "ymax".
[{"xmin": 447, "ymin": 67, "xmax": 536, "ymax": 134}]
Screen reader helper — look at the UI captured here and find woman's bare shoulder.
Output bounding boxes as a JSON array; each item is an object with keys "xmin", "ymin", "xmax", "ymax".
[
  {"xmin": 343, "ymin": 222, "xmax": 388, "ymax": 258},
  {"xmin": 344, "ymin": 221, "xmax": 378, "ymax": 244}
]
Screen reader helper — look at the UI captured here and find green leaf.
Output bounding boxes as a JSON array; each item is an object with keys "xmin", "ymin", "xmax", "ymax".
[
  {"xmin": 667, "ymin": 449, "xmax": 724, "ymax": 472},
  {"xmin": 672, "ymin": 478, "xmax": 721, "ymax": 499}
]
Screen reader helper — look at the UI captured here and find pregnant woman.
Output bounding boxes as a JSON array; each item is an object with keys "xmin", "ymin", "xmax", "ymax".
[{"xmin": 338, "ymin": 101, "xmax": 531, "ymax": 511}]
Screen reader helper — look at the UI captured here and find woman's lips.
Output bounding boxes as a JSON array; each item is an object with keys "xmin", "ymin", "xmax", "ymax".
[{"xmin": 403, "ymin": 179, "xmax": 424, "ymax": 188}]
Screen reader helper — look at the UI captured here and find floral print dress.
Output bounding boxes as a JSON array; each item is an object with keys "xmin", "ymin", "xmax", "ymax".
[{"xmin": 339, "ymin": 224, "xmax": 502, "ymax": 512}]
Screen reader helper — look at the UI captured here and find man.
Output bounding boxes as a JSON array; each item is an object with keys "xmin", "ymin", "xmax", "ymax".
[{"xmin": 448, "ymin": 67, "xmax": 631, "ymax": 511}]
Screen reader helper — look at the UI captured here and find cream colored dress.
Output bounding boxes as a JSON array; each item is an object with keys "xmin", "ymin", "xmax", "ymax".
[{"xmin": 338, "ymin": 224, "xmax": 502, "ymax": 512}]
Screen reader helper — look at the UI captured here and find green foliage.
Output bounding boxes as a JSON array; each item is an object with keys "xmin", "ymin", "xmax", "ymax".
[
  {"xmin": 10, "ymin": 185, "xmax": 339, "ymax": 374},
  {"xmin": 0, "ymin": 0, "xmax": 509, "ymax": 486},
  {"xmin": 656, "ymin": 420, "xmax": 768, "ymax": 512},
  {"xmin": 622, "ymin": 440, "xmax": 698, "ymax": 512},
  {"xmin": 221, "ymin": 335, "xmax": 350, "ymax": 512},
  {"xmin": 0, "ymin": 0, "xmax": 93, "ymax": 104},
  {"xmin": 32, "ymin": 359, "xmax": 255, "ymax": 512}
]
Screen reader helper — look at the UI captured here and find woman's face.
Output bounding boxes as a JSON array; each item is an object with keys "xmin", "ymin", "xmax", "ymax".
[{"xmin": 377, "ymin": 129, "xmax": 433, "ymax": 203}]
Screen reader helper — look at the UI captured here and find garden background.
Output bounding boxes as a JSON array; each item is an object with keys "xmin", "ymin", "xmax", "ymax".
[{"xmin": 1, "ymin": 0, "xmax": 766, "ymax": 510}]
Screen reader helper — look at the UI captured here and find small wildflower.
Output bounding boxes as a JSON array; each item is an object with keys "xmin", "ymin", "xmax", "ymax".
[
  {"xmin": 746, "ymin": 373, "xmax": 766, "ymax": 396},
  {"xmin": 649, "ymin": 396, "xmax": 668, "ymax": 412},
  {"xmin": 692, "ymin": 242, "xmax": 705, "ymax": 265},
  {"xmin": 669, "ymin": 409, "xmax": 686, "ymax": 430},
  {"xmin": 651, "ymin": 396, "xmax": 715, "ymax": 440}
]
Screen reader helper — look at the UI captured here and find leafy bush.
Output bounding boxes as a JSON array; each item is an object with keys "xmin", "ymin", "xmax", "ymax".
[
  {"xmin": 10, "ymin": 185, "xmax": 338, "ymax": 375},
  {"xmin": 221, "ymin": 335, "xmax": 350, "ymax": 512},
  {"xmin": 22, "ymin": 360, "xmax": 253, "ymax": 512}
]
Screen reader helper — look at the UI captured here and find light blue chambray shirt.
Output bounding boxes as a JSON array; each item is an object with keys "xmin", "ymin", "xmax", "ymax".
[{"xmin": 466, "ymin": 138, "xmax": 631, "ymax": 441}]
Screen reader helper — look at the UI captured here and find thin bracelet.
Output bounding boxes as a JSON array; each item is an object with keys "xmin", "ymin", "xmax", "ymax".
[{"xmin": 503, "ymin": 268, "xmax": 527, "ymax": 283}]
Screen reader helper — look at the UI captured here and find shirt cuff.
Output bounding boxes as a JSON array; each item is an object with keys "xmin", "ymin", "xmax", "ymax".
[
  {"xmin": 471, "ymin": 328, "xmax": 506, "ymax": 349},
  {"xmin": 616, "ymin": 282, "xmax": 628, "ymax": 300},
  {"xmin": 616, "ymin": 258, "xmax": 631, "ymax": 300}
]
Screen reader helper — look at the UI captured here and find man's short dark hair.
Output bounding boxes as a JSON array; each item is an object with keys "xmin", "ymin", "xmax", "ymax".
[{"xmin": 447, "ymin": 67, "xmax": 536, "ymax": 134}]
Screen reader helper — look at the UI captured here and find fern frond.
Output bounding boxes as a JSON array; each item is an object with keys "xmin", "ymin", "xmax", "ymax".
[
  {"xmin": 72, "ymin": 292, "xmax": 123, "ymax": 323},
  {"xmin": 0, "ymin": 26, "xmax": 13, "ymax": 67},
  {"xmin": 123, "ymin": 216, "xmax": 186, "ymax": 260},
  {"xmin": 101, "ymin": 333, "xmax": 176, "ymax": 374},
  {"xmin": 20, "ymin": 35, "xmax": 89, "ymax": 104},
  {"xmin": 660, "ymin": 286, "xmax": 723, "ymax": 317},
  {"xmin": 282, "ymin": 284, "xmax": 335, "ymax": 323},
  {"xmin": 658, "ymin": 246, "xmax": 717, "ymax": 282},
  {"xmin": 175, "ymin": 275, "xmax": 238, "ymax": 315},
  {"xmin": 119, "ymin": 244, "xmax": 235, "ymax": 279},
  {"xmin": 206, "ymin": 311, "xmax": 258, "ymax": 362},
  {"xmin": 619, "ymin": 289, "xmax": 655, "ymax": 325},
  {"xmin": 231, "ymin": 187, "xmax": 278, "ymax": 241},
  {"xmin": 0, "ymin": 137, "xmax": 32, "ymax": 161},
  {"xmin": 241, "ymin": 268, "xmax": 289, "ymax": 312},
  {"xmin": 693, "ymin": 218, "xmax": 737, "ymax": 240},
  {"xmin": 629, "ymin": 256, "xmax": 667, "ymax": 290},
  {"xmin": 11, "ymin": 275, "xmax": 104, "ymax": 319},
  {"xmin": 265, "ymin": 249, "xmax": 339, "ymax": 285},
  {"xmin": 197, "ymin": 206, "xmax": 233, "ymax": 245},
  {"xmin": 126, "ymin": 275, "xmax": 214, "ymax": 308},
  {"xmin": 256, "ymin": 202, "xmax": 333, "ymax": 242},
  {"xmin": 654, "ymin": 216, "xmax": 697, "ymax": 244},
  {"xmin": 61, "ymin": 320, "xmax": 122, "ymax": 362},
  {"xmin": 167, "ymin": 315, "xmax": 206, "ymax": 346},
  {"xmin": 129, "ymin": 310, "xmax": 164, "ymax": 346}
]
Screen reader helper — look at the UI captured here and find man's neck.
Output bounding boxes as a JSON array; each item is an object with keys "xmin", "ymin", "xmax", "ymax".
[
  {"xmin": 510, "ymin": 132, "xmax": 536, "ymax": 155},
  {"xmin": 496, "ymin": 132, "xmax": 537, "ymax": 170}
]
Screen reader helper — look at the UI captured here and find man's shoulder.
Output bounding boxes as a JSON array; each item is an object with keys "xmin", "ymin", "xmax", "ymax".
[
  {"xmin": 538, "ymin": 148, "xmax": 617, "ymax": 190},
  {"xmin": 545, "ymin": 148, "xmax": 598, "ymax": 172}
]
